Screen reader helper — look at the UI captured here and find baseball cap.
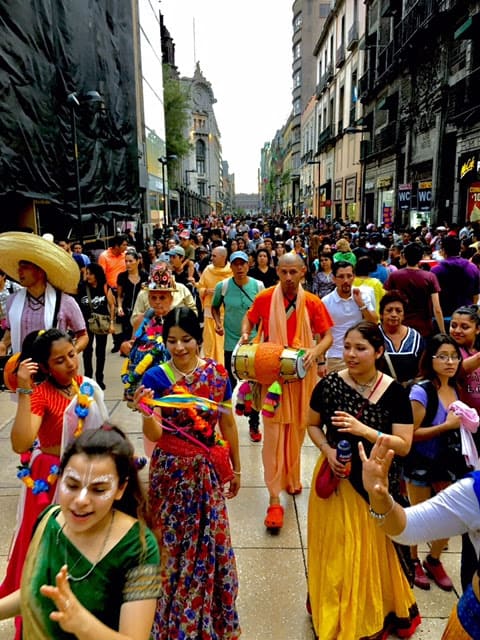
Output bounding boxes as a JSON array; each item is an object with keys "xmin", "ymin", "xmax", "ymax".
[
  {"xmin": 179, "ymin": 230, "xmax": 190, "ymax": 239},
  {"xmin": 230, "ymin": 251, "xmax": 249, "ymax": 263},
  {"xmin": 167, "ymin": 246, "xmax": 185, "ymax": 257}
]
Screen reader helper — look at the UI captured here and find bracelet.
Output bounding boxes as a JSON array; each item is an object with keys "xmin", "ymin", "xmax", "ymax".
[
  {"xmin": 233, "ymin": 470, "xmax": 242, "ymax": 476},
  {"xmin": 359, "ymin": 305, "xmax": 367, "ymax": 311},
  {"xmin": 377, "ymin": 430, "xmax": 383, "ymax": 439},
  {"xmin": 369, "ymin": 494, "xmax": 395, "ymax": 523},
  {"xmin": 17, "ymin": 387, "xmax": 33, "ymax": 395},
  {"xmin": 316, "ymin": 360, "xmax": 326, "ymax": 366}
]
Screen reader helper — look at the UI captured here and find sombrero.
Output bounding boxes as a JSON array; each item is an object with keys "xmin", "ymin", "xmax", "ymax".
[{"xmin": 0, "ymin": 232, "xmax": 80, "ymax": 294}]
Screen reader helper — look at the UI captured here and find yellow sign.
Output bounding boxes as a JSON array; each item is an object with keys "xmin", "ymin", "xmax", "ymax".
[
  {"xmin": 377, "ymin": 177, "xmax": 392, "ymax": 188},
  {"xmin": 461, "ymin": 157, "xmax": 475, "ymax": 180},
  {"xmin": 418, "ymin": 181, "xmax": 432, "ymax": 189}
]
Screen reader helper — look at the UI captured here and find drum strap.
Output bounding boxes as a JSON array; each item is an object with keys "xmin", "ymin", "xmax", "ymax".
[{"xmin": 285, "ymin": 296, "xmax": 297, "ymax": 320}]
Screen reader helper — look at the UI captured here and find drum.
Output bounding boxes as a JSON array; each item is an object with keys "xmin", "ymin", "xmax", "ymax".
[
  {"xmin": 279, "ymin": 347, "xmax": 307, "ymax": 381},
  {"xmin": 232, "ymin": 343, "xmax": 306, "ymax": 385}
]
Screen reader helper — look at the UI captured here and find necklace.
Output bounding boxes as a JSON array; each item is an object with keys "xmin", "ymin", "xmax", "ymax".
[
  {"xmin": 26, "ymin": 291, "xmax": 45, "ymax": 311},
  {"xmin": 349, "ymin": 372, "xmax": 378, "ymax": 393},
  {"xmin": 57, "ymin": 510, "xmax": 115, "ymax": 582},
  {"xmin": 170, "ymin": 357, "xmax": 201, "ymax": 383},
  {"xmin": 49, "ymin": 377, "xmax": 74, "ymax": 396}
]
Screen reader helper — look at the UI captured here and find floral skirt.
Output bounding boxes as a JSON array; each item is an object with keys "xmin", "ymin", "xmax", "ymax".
[
  {"xmin": 307, "ymin": 455, "xmax": 418, "ymax": 640},
  {"xmin": 149, "ymin": 444, "xmax": 240, "ymax": 639}
]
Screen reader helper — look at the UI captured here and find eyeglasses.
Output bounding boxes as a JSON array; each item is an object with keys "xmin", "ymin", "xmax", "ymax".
[{"xmin": 432, "ymin": 354, "xmax": 461, "ymax": 363}]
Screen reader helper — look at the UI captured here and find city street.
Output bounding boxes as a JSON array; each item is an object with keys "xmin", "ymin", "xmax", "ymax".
[{"xmin": 0, "ymin": 342, "xmax": 463, "ymax": 638}]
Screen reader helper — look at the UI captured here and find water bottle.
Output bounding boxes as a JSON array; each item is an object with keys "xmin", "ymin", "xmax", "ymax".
[{"xmin": 336, "ymin": 440, "xmax": 352, "ymax": 478}]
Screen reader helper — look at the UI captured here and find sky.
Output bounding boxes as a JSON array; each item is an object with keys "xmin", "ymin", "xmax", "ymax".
[{"xmin": 159, "ymin": 0, "xmax": 293, "ymax": 194}]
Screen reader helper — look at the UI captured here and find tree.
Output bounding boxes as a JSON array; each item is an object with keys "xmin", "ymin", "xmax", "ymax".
[{"xmin": 163, "ymin": 64, "xmax": 191, "ymax": 185}]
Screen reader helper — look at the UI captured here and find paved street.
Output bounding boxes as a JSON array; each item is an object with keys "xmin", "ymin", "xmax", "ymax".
[{"xmin": 0, "ymin": 341, "xmax": 463, "ymax": 638}]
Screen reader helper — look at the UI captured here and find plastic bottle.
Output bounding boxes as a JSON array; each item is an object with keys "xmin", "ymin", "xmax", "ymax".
[{"xmin": 336, "ymin": 440, "xmax": 352, "ymax": 478}]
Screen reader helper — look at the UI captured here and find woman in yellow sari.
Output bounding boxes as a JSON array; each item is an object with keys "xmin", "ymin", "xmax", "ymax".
[{"xmin": 0, "ymin": 426, "xmax": 160, "ymax": 639}]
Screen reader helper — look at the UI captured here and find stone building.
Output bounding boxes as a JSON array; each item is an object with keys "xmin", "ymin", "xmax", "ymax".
[{"xmin": 360, "ymin": 0, "xmax": 480, "ymax": 227}]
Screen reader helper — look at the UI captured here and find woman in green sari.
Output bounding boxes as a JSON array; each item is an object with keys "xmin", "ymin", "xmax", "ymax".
[{"xmin": 0, "ymin": 426, "xmax": 161, "ymax": 639}]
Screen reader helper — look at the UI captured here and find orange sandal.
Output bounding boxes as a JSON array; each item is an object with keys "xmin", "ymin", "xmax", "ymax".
[{"xmin": 264, "ymin": 504, "xmax": 284, "ymax": 529}]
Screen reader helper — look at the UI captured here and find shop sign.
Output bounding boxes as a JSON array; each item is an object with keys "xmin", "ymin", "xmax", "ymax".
[
  {"xmin": 383, "ymin": 205, "xmax": 393, "ymax": 228},
  {"xmin": 467, "ymin": 182, "xmax": 480, "ymax": 222},
  {"xmin": 417, "ymin": 181, "xmax": 432, "ymax": 211},
  {"xmin": 398, "ymin": 183, "xmax": 412, "ymax": 211},
  {"xmin": 459, "ymin": 151, "xmax": 479, "ymax": 182},
  {"xmin": 334, "ymin": 180, "xmax": 343, "ymax": 201},
  {"xmin": 377, "ymin": 176, "xmax": 392, "ymax": 189},
  {"xmin": 364, "ymin": 180, "xmax": 375, "ymax": 192}
]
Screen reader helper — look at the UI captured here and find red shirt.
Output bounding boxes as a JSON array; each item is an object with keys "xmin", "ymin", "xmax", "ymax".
[{"xmin": 246, "ymin": 286, "xmax": 333, "ymax": 344}]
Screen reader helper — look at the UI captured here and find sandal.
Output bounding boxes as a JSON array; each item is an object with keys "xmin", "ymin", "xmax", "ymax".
[{"xmin": 264, "ymin": 504, "xmax": 284, "ymax": 529}]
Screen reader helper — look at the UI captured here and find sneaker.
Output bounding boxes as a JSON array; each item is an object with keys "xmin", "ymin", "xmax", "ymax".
[
  {"xmin": 423, "ymin": 556, "xmax": 453, "ymax": 591},
  {"xmin": 249, "ymin": 426, "xmax": 262, "ymax": 442},
  {"xmin": 413, "ymin": 559, "xmax": 430, "ymax": 590}
]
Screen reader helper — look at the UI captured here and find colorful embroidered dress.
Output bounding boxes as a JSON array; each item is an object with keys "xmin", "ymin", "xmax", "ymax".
[
  {"xmin": 121, "ymin": 309, "xmax": 169, "ymax": 402},
  {"xmin": 141, "ymin": 360, "xmax": 240, "ymax": 640}
]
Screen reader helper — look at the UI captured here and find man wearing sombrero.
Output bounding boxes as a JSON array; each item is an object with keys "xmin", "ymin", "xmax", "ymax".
[{"xmin": 0, "ymin": 232, "xmax": 88, "ymax": 356}]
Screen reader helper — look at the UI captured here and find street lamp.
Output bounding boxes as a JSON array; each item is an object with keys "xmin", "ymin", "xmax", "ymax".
[
  {"xmin": 158, "ymin": 155, "xmax": 177, "ymax": 227},
  {"xmin": 66, "ymin": 91, "xmax": 103, "ymax": 244},
  {"xmin": 307, "ymin": 160, "xmax": 321, "ymax": 218},
  {"xmin": 344, "ymin": 126, "xmax": 369, "ymax": 222}
]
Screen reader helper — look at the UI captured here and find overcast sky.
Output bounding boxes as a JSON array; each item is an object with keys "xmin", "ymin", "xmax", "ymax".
[{"xmin": 159, "ymin": 0, "xmax": 293, "ymax": 193}]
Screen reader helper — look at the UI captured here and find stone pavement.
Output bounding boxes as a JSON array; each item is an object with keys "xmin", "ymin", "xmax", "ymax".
[{"xmin": 0, "ymin": 343, "xmax": 463, "ymax": 638}]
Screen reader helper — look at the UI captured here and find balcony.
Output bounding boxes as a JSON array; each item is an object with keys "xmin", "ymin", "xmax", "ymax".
[
  {"xmin": 373, "ymin": 121, "xmax": 397, "ymax": 154},
  {"xmin": 358, "ymin": 70, "xmax": 374, "ymax": 100},
  {"xmin": 381, "ymin": 0, "xmax": 401, "ymax": 17},
  {"xmin": 376, "ymin": 41, "xmax": 395, "ymax": 82},
  {"xmin": 347, "ymin": 22, "xmax": 359, "ymax": 51},
  {"xmin": 336, "ymin": 45, "xmax": 345, "ymax": 68},
  {"xmin": 398, "ymin": 0, "xmax": 437, "ymax": 49},
  {"xmin": 317, "ymin": 125, "xmax": 333, "ymax": 152},
  {"xmin": 447, "ymin": 67, "xmax": 480, "ymax": 125}
]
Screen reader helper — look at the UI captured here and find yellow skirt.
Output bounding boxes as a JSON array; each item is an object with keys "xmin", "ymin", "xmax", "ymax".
[
  {"xmin": 442, "ymin": 606, "xmax": 473, "ymax": 639},
  {"xmin": 308, "ymin": 456, "xmax": 418, "ymax": 640}
]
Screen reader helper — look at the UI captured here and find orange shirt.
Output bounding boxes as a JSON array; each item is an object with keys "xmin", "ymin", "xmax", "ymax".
[
  {"xmin": 98, "ymin": 248, "xmax": 126, "ymax": 288},
  {"xmin": 246, "ymin": 286, "xmax": 333, "ymax": 344}
]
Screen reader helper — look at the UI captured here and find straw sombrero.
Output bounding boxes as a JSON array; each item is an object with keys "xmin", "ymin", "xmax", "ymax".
[{"xmin": 0, "ymin": 232, "xmax": 80, "ymax": 294}]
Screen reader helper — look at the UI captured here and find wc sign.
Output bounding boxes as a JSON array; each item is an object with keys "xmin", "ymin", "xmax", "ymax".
[
  {"xmin": 398, "ymin": 184, "xmax": 412, "ymax": 211},
  {"xmin": 417, "ymin": 181, "xmax": 432, "ymax": 211}
]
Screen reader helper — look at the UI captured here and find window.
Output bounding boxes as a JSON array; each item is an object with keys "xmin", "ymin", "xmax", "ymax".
[
  {"xmin": 196, "ymin": 139, "xmax": 206, "ymax": 174},
  {"xmin": 293, "ymin": 97, "xmax": 301, "ymax": 116},
  {"xmin": 294, "ymin": 13, "xmax": 302, "ymax": 30},
  {"xmin": 294, "ymin": 42, "xmax": 301, "ymax": 60},
  {"xmin": 294, "ymin": 70, "xmax": 302, "ymax": 88}
]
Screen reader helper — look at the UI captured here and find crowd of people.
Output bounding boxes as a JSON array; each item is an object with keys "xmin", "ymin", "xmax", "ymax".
[{"xmin": 0, "ymin": 213, "xmax": 480, "ymax": 638}]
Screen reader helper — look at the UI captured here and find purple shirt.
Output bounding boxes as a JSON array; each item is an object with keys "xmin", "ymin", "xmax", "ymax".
[{"xmin": 432, "ymin": 257, "xmax": 480, "ymax": 317}]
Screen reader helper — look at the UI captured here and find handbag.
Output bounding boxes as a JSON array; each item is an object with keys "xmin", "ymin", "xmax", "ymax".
[
  {"xmin": 88, "ymin": 312, "xmax": 111, "ymax": 335},
  {"xmin": 86, "ymin": 286, "xmax": 111, "ymax": 335},
  {"xmin": 315, "ymin": 457, "xmax": 339, "ymax": 499}
]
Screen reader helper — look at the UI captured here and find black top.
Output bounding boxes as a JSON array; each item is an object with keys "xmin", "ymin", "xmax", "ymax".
[{"xmin": 310, "ymin": 372, "xmax": 412, "ymax": 501}]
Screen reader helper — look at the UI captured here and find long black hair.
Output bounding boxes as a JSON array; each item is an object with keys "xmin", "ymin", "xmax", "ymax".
[
  {"xmin": 18, "ymin": 329, "xmax": 75, "ymax": 383},
  {"xmin": 417, "ymin": 333, "xmax": 461, "ymax": 388}
]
